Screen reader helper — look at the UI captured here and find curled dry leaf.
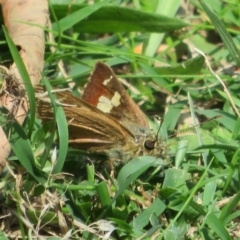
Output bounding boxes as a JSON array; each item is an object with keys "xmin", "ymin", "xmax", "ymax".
[{"xmin": 0, "ymin": 0, "xmax": 48, "ymax": 172}]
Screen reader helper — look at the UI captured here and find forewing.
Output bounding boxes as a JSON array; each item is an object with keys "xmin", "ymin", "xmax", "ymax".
[
  {"xmin": 36, "ymin": 89, "xmax": 135, "ymax": 151},
  {"xmin": 82, "ymin": 62, "xmax": 149, "ymax": 128}
]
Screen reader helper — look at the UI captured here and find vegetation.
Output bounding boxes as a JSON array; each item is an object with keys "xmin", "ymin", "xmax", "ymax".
[{"xmin": 1, "ymin": 0, "xmax": 240, "ymax": 239}]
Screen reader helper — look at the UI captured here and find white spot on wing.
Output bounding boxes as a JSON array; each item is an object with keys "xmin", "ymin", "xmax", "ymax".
[
  {"xmin": 97, "ymin": 92, "xmax": 121, "ymax": 113},
  {"xmin": 99, "ymin": 96, "xmax": 111, "ymax": 104},
  {"xmin": 111, "ymin": 91, "xmax": 121, "ymax": 107},
  {"xmin": 97, "ymin": 96, "xmax": 112, "ymax": 113},
  {"xmin": 103, "ymin": 76, "xmax": 113, "ymax": 85}
]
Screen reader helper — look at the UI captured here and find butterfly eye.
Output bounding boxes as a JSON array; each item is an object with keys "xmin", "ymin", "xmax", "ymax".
[{"xmin": 144, "ymin": 140, "xmax": 156, "ymax": 150}]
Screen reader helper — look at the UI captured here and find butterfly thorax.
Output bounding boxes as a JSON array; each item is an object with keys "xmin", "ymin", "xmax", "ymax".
[{"xmin": 95, "ymin": 123, "xmax": 168, "ymax": 164}]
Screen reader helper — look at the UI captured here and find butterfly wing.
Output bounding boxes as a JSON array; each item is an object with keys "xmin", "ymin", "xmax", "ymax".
[
  {"xmin": 36, "ymin": 89, "xmax": 140, "ymax": 157},
  {"xmin": 82, "ymin": 62, "xmax": 149, "ymax": 128}
]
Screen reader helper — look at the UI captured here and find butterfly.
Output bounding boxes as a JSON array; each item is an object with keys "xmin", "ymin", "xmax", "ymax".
[{"xmin": 36, "ymin": 62, "xmax": 168, "ymax": 165}]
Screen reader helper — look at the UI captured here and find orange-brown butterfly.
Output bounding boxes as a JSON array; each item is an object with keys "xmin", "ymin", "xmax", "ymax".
[{"xmin": 36, "ymin": 62, "xmax": 168, "ymax": 164}]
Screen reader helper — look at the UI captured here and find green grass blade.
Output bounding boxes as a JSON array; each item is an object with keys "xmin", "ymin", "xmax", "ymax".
[
  {"xmin": 96, "ymin": 181, "xmax": 111, "ymax": 207},
  {"xmin": 3, "ymin": 27, "xmax": 35, "ymax": 135},
  {"xmin": 61, "ymin": 5, "xmax": 188, "ymax": 33},
  {"xmin": 221, "ymin": 149, "xmax": 240, "ymax": 196},
  {"xmin": 219, "ymin": 191, "xmax": 240, "ymax": 223},
  {"xmin": 202, "ymin": 180, "xmax": 217, "ymax": 206},
  {"xmin": 98, "ymin": 157, "xmax": 158, "ymax": 219},
  {"xmin": 144, "ymin": 0, "xmax": 182, "ymax": 56},
  {"xmin": 133, "ymin": 198, "xmax": 166, "ymax": 229},
  {"xmin": 231, "ymin": 117, "xmax": 240, "ymax": 140},
  {"xmin": 0, "ymin": 108, "xmax": 46, "ymax": 185},
  {"xmin": 204, "ymin": 212, "xmax": 231, "ymax": 240},
  {"xmin": 154, "ymin": 55, "xmax": 205, "ymax": 75},
  {"xmin": 52, "ymin": 0, "xmax": 111, "ymax": 34},
  {"xmin": 42, "ymin": 78, "xmax": 69, "ymax": 174},
  {"xmin": 188, "ymin": 93, "xmax": 208, "ymax": 166},
  {"xmin": 117, "ymin": 157, "xmax": 158, "ymax": 188},
  {"xmin": 175, "ymin": 140, "xmax": 188, "ymax": 169},
  {"xmin": 199, "ymin": 0, "xmax": 240, "ymax": 66}
]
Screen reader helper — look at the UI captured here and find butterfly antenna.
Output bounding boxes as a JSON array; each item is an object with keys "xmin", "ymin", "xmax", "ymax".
[
  {"xmin": 168, "ymin": 115, "xmax": 221, "ymax": 139},
  {"xmin": 155, "ymin": 116, "xmax": 163, "ymax": 143}
]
